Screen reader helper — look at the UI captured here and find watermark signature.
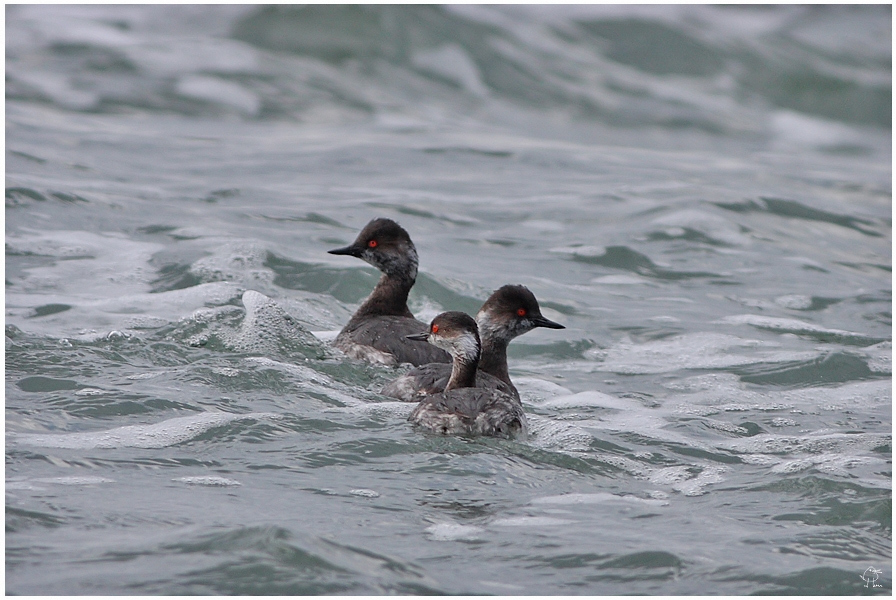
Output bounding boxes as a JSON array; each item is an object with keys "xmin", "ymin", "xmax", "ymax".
[{"xmin": 862, "ymin": 566, "xmax": 883, "ymax": 588}]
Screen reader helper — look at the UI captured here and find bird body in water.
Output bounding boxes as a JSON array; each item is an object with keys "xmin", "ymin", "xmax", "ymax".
[
  {"xmin": 328, "ymin": 218, "xmax": 450, "ymax": 366},
  {"xmin": 382, "ymin": 285, "xmax": 564, "ymax": 401},
  {"xmin": 407, "ymin": 311, "xmax": 526, "ymax": 438}
]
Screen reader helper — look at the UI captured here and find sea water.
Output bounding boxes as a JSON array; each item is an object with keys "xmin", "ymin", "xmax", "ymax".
[{"xmin": 5, "ymin": 5, "xmax": 891, "ymax": 594}]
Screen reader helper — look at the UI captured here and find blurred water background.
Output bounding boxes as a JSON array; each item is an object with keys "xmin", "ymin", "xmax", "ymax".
[{"xmin": 5, "ymin": 4, "xmax": 891, "ymax": 595}]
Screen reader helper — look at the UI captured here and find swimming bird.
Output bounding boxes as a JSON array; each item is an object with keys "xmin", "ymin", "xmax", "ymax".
[
  {"xmin": 328, "ymin": 218, "xmax": 450, "ymax": 366},
  {"xmin": 406, "ymin": 311, "xmax": 526, "ymax": 437},
  {"xmin": 382, "ymin": 285, "xmax": 564, "ymax": 401}
]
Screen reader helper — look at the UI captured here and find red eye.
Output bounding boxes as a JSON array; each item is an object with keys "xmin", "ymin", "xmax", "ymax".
[
  {"xmin": 517, "ymin": 308, "xmax": 527, "ymax": 317},
  {"xmin": 368, "ymin": 239, "xmax": 378, "ymax": 248},
  {"xmin": 431, "ymin": 324, "xmax": 439, "ymax": 334}
]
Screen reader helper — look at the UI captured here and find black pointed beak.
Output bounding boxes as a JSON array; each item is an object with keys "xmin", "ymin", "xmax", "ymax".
[
  {"xmin": 531, "ymin": 315, "xmax": 565, "ymax": 329},
  {"xmin": 406, "ymin": 332, "xmax": 429, "ymax": 342},
  {"xmin": 328, "ymin": 244, "xmax": 362, "ymax": 257}
]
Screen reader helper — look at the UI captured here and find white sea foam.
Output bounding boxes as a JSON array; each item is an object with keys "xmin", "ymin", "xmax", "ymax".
[
  {"xmin": 739, "ymin": 454, "xmax": 780, "ymax": 466},
  {"xmin": 173, "ymin": 476, "xmax": 242, "ymax": 487},
  {"xmin": 491, "ymin": 516, "xmax": 573, "ymax": 527},
  {"xmin": 6, "ymin": 476, "xmax": 115, "ymax": 489},
  {"xmin": 14, "ymin": 412, "xmax": 277, "ymax": 449},
  {"xmin": 857, "ymin": 341, "xmax": 891, "ymax": 374},
  {"xmin": 771, "ymin": 109, "xmax": 868, "ymax": 149},
  {"xmin": 211, "ymin": 367, "xmax": 240, "ymax": 377},
  {"xmin": 720, "ymin": 431, "xmax": 890, "ymax": 456},
  {"xmin": 701, "ymin": 418, "xmax": 750, "ymax": 435},
  {"xmin": 412, "ymin": 44, "xmax": 489, "ymax": 97},
  {"xmin": 648, "ymin": 465, "xmax": 727, "ymax": 496},
  {"xmin": 674, "ymin": 466, "xmax": 727, "ymax": 497},
  {"xmin": 10, "ymin": 69, "xmax": 99, "ymax": 110},
  {"xmin": 526, "ymin": 414, "xmax": 594, "ymax": 454},
  {"xmin": 424, "ymin": 522, "xmax": 485, "ymax": 541},
  {"xmin": 35, "ymin": 476, "xmax": 115, "ymax": 485},
  {"xmin": 243, "ymin": 356, "xmax": 369, "ymax": 407},
  {"xmin": 226, "ymin": 290, "xmax": 326, "ymax": 355},
  {"xmin": 719, "ymin": 314, "xmax": 878, "ymax": 342},
  {"xmin": 591, "ymin": 274, "xmax": 652, "ymax": 285},
  {"xmin": 589, "ymin": 453, "xmax": 654, "ymax": 477},
  {"xmin": 534, "ymin": 390, "xmax": 640, "ymax": 410},
  {"xmin": 5, "ymin": 480, "xmax": 45, "ymax": 491},
  {"xmin": 189, "ymin": 241, "xmax": 273, "ymax": 287},
  {"xmin": 650, "ymin": 208, "xmax": 751, "ymax": 246},
  {"xmin": 670, "ymin": 378, "xmax": 891, "ymax": 416},
  {"xmin": 124, "ymin": 282, "xmax": 243, "ymax": 316},
  {"xmin": 125, "ymin": 372, "xmax": 165, "ymax": 381},
  {"xmin": 5, "ymin": 230, "xmax": 164, "ymax": 321},
  {"xmin": 7, "ymin": 281, "xmax": 244, "ymax": 340},
  {"xmin": 549, "ymin": 245, "xmax": 606, "ymax": 258},
  {"xmin": 580, "ymin": 412, "xmax": 715, "ymax": 453},
  {"xmin": 174, "ymin": 291, "xmax": 331, "ymax": 359},
  {"xmin": 774, "ymin": 294, "xmax": 814, "ymax": 310},
  {"xmin": 514, "ymin": 377, "xmax": 573, "ymax": 403},
  {"xmin": 175, "ymin": 75, "xmax": 260, "ymax": 116},
  {"xmin": 531, "ymin": 492, "xmax": 669, "ymax": 507},
  {"xmin": 74, "ymin": 388, "xmax": 108, "ymax": 396},
  {"xmin": 594, "ymin": 332, "xmax": 818, "ymax": 374}
]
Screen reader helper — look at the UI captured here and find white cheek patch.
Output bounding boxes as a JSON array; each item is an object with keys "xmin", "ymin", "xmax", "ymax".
[
  {"xmin": 477, "ymin": 313, "xmax": 500, "ymax": 337},
  {"xmin": 429, "ymin": 331, "xmax": 479, "ymax": 362},
  {"xmin": 478, "ymin": 312, "xmax": 517, "ymax": 343},
  {"xmin": 360, "ymin": 249, "xmax": 379, "ymax": 269},
  {"xmin": 451, "ymin": 331, "xmax": 480, "ymax": 362},
  {"xmin": 427, "ymin": 334, "xmax": 448, "ymax": 351}
]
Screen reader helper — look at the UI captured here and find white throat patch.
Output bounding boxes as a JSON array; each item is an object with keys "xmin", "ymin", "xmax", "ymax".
[{"xmin": 432, "ymin": 330, "xmax": 480, "ymax": 363}]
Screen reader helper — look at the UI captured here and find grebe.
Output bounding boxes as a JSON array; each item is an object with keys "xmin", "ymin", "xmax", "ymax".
[
  {"xmin": 383, "ymin": 285, "xmax": 563, "ymax": 400},
  {"xmin": 406, "ymin": 311, "xmax": 526, "ymax": 438},
  {"xmin": 328, "ymin": 218, "xmax": 450, "ymax": 366}
]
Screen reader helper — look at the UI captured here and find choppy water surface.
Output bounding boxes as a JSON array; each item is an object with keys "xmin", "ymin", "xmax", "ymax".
[{"xmin": 6, "ymin": 5, "xmax": 891, "ymax": 595}]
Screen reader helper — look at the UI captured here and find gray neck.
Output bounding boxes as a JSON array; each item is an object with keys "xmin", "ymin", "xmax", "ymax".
[
  {"xmin": 351, "ymin": 245, "xmax": 418, "ymax": 321},
  {"xmin": 352, "ymin": 271, "xmax": 415, "ymax": 320},
  {"xmin": 476, "ymin": 312, "xmax": 513, "ymax": 385},
  {"xmin": 445, "ymin": 354, "xmax": 479, "ymax": 391},
  {"xmin": 478, "ymin": 337, "xmax": 510, "ymax": 385},
  {"xmin": 445, "ymin": 359, "xmax": 476, "ymax": 392},
  {"xmin": 443, "ymin": 332, "xmax": 481, "ymax": 391}
]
